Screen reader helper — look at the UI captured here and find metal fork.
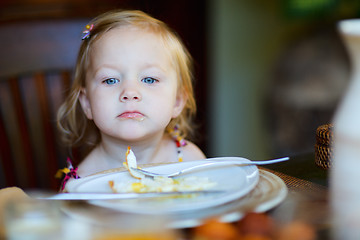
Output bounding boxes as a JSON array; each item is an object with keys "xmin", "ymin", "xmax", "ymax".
[{"xmin": 130, "ymin": 157, "xmax": 289, "ymax": 178}]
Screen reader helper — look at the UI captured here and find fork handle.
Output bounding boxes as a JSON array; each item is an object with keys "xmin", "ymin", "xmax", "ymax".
[
  {"xmin": 172, "ymin": 156, "xmax": 289, "ymax": 177},
  {"xmin": 244, "ymin": 157, "xmax": 289, "ymax": 165}
]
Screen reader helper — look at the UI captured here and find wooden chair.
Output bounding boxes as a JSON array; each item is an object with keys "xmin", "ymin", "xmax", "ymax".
[
  {"xmin": 0, "ymin": 70, "xmax": 73, "ymax": 190},
  {"xmin": 0, "ymin": 19, "xmax": 88, "ymax": 191}
]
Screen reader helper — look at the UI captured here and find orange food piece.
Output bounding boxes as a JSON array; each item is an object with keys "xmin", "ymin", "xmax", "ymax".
[
  {"xmin": 93, "ymin": 233, "xmax": 175, "ymax": 240},
  {"xmin": 108, "ymin": 180, "xmax": 116, "ymax": 193},
  {"xmin": 237, "ymin": 212, "xmax": 274, "ymax": 237},
  {"xmin": 193, "ymin": 218, "xmax": 239, "ymax": 240},
  {"xmin": 276, "ymin": 221, "xmax": 316, "ymax": 240},
  {"xmin": 240, "ymin": 234, "xmax": 272, "ymax": 240}
]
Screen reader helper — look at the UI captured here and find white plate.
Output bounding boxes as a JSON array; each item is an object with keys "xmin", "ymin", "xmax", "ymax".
[
  {"xmin": 66, "ymin": 159, "xmax": 259, "ymax": 214},
  {"xmin": 62, "ymin": 169, "xmax": 287, "ymax": 229}
]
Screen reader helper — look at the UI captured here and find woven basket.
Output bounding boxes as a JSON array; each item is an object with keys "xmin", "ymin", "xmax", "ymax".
[{"xmin": 315, "ymin": 124, "xmax": 333, "ymax": 169}]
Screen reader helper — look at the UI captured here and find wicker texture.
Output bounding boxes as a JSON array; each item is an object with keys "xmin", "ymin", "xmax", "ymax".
[{"xmin": 315, "ymin": 124, "xmax": 333, "ymax": 169}]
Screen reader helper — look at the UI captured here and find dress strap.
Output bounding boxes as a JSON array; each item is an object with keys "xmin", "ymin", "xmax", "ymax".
[{"xmin": 167, "ymin": 124, "xmax": 187, "ymax": 162}]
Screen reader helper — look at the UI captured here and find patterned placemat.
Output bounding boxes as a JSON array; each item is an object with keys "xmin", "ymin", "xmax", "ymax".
[{"xmin": 260, "ymin": 167, "xmax": 328, "ymax": 193}]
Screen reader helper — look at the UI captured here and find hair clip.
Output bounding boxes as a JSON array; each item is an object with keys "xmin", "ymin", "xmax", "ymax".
[{"xmin": 82, "ymin": 24, "xmax": 94, "ymax": 40}]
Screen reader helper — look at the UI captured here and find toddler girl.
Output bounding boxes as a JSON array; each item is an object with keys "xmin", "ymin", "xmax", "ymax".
[{"xmin": 57, "ymin": 9, "xmax": 205, "ymax": 184}]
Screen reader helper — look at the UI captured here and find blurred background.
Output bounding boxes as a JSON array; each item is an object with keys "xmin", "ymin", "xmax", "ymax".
[{"xmin": 0, "ymin": 0, "xmax": 359, "ymax": 190}]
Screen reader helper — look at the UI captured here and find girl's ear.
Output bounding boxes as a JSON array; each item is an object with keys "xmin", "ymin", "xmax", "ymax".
[
  {"xmin": 78, "ymin": 88, "xmax": 93, "ymax": 120},
  {"xmin": 172, "ymin": 92, "xmax": 187, "ymax": 118}
]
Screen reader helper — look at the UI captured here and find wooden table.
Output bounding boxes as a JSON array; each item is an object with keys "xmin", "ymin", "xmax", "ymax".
[
  {"xmin": 263, "ymin": 152, "xmax": 331, "ymax": 239},
  {"xmin": 1, "ymin": 152, "xmax": 331, "ymax": 239}
]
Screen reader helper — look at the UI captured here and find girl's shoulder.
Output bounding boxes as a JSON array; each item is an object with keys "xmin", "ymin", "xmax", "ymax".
[{"xmin": 181, "ymin": 140, "xmax": 206, "ymax": 161}]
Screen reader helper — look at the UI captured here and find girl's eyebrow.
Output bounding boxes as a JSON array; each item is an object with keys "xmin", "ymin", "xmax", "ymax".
[
  {"xmin": 93, "ymin": 63, "xmax": 169, "ymax": 76},
  {"xmin": 94, "ymin": 64, "xmax": 118, "ymax": 72},
  {"xmin": 92, "ymin": 64, "xmax": 119, "ymax": 77},
  {"xmin": 141, "ymin": 63, "xmax": 168, "ymax": 73}
]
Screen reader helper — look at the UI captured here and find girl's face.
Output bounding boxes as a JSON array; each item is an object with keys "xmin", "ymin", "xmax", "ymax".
[{"xmin": 79, "ymin": 27, "xmax": 185, "ymax": 143}]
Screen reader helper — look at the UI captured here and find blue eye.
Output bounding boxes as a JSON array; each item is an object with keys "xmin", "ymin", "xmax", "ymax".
[
  {"xmin": 104, "ymin": 78, "xmax": 119, "ymax": 85},
  {"xmin": 142, "ymin": 77, "xmax": 157, "ymax": 84}
]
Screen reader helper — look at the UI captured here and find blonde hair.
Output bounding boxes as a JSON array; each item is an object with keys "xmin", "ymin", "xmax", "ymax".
[{"xmin": 57, "ymin": 9, "xmax": 196, "ymax": 150}]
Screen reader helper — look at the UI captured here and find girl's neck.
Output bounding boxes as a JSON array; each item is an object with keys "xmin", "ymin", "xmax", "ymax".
[
  {"xmin": 97, "ymin": 132, "xmax": 168, "ymax": 166},
  {"xmin": 77, "ymin": 132, "xmax": 178, "ymax": 177}
]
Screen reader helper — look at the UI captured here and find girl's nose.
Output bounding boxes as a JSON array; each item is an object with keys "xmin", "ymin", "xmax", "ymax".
[{"xmin": 120, "ymin": 89, "xmax": 141, "ymax": 102}]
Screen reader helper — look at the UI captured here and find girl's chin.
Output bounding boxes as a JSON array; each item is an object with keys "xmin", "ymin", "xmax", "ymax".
[
  {"xmin": 100, "ymin": 123, "xmax": 167, "ymax": 141},
  {"xmin": 105, "ymin": 129, "xmax": 154, "ymax": 142}
]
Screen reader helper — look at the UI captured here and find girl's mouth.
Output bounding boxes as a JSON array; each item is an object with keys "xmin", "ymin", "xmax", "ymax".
[{"xmin": 118, "ymin": 112, "xmax": 145, "ymax": 121}]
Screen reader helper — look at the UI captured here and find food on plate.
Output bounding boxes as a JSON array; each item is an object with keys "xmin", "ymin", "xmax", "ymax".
[
  {"xmin": 109, "ymin": 147, "xmax": 217, "ymax": 193},
  {"xmin": 123, "ymin": 146, "xmax": 145, "ymax": 179},
  {"xmin": 110, "ymin": 175, "xmax": 217, "ymax": 193}
]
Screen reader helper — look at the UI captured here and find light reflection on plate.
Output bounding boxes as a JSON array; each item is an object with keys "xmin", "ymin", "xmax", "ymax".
[{"xmin": 66, "ymin": 159, "xmax": 259, "ymax": 214}]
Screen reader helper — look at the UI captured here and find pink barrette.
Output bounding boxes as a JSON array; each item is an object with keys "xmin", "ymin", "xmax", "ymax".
[{"xmin": 82, "ymin": 24, "xmax": 94, "ymax": 40}]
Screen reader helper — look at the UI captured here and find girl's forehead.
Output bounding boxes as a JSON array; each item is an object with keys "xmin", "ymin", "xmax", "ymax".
[
  {"xmin": 88, "ymin": 26, "xmax": 176, "ymax": 67},
  {"xmin": 99, "ymin": 25, "xmax": 160, "ymax": 44},
  {"xmin": 92, "ymin": 27, "xmax": 166, "ymax": 54}
]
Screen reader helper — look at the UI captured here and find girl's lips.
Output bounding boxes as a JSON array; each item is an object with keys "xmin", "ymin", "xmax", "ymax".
[{"xmin": 118, "ymin": 112, "xmax": 145, "ymax": 121}]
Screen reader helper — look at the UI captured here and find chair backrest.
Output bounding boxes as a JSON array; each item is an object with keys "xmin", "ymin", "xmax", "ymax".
[
  {"xmin": 0, "ymin": 19, "xmax": 88, "ymax": 191},
  {"xmin": 0, "ymin": 71, "xmax": 71, "ymax": 190}
]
